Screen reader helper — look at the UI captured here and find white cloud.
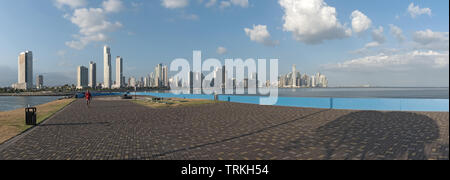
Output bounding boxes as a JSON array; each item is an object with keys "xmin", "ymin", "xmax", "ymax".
[
  {"xmin": 230, "ymin": 0, "xmax": 249, "ymax": 7},
  {"xmin": 54, "ymin": 0, "xmax": 87, "ymax": 9},
  {"xmin": 217, "ymin": 0, "xmax": 248, "ymax": 9},
  {"xmin": 220, "ymin": 1, "xmax": 231, "ymax": 9},
  {"xmin": 351, "ymin": 26, "xmax": 386, "ymax": 53},
  {"xmin": 407, "ymin": 3, "xmax": 432, "ymax": 18},
  {"xmin": 103, "ymin": 0, "xmax": 124, "ymax": 13},
  {"xmin": 324, "ymin": 50, "xmax": 449, "ymax": 71},
  {"xmin": 70, "ymin": 8, "xmax": 122, "ymax": 36},
  {"xmin": 205, "ymin": 0, "xmax": 217, "ymax": 7},
  {"xmin": 62, "ymin": 3, "xmax": 123, "ymax": 50},
  {"xmin": 162, "ymin": 0, "xmax": 189, "ymax": 9},
  {"xmin": 351, "ymin": 10, "xmax": 372, "ymax": 33},
  {"xmin": 65, "ymin": 33, "xmax": 109, "ymax": 50},
  {"xmin": 413, "ymin": 29, "xmax": 449, "ymax": 51},
  {"xmin": 413, "ymin": 29, "xmax": 448, "ymax": 45},
  {"xmin": 372, "ymin": 26, "xmax": 385, "ymax": 44},
  {"xmin": 217, "ymin": 46, "xmax": 227, "ymax": 54},
  {"xmin": 244, "ymin": 25, "xmax": 279, "ymax": 46},
  {"xmin": 389, "ymin": 24, "xmax": 406, "ymax": 42},
  {"xmin": 279, "ymin": 0, "xmax": 352, "ymax": 44},
  {"xmin": 364, "ymin": 42, "xmax": 381, "ymax": 49}
]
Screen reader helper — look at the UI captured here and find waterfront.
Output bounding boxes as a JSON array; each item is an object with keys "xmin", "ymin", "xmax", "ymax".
[
  {"xmin": 146, "ymin": 87, "xmax": 449, "ymax": 99},
  {"xmin": 0, "ymin": 98, "xmax": 447, "ymax": 160},
  {"xmin": 277, "ymin": 87, "xmax": 449, "ymax": 99},
  {"xmin": 1, "ymin": 88, "xmax": 448, "ymax": 112},
  {"xmin": 0, "ymin": 96, "xmax": 63, "ymax": 112}
]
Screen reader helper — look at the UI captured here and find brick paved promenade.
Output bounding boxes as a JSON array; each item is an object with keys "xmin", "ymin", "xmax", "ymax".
[{"xmin": 0, "ymin": 98, "xmax": 448, "ymax": 160}]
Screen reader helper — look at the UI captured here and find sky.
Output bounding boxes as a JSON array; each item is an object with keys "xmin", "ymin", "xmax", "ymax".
[{"xmin": 0, "ymin": 0, "xmax": 448, "ymax": 87}]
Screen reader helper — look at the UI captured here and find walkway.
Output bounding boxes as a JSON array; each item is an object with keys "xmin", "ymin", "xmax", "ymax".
[{"xmin": 0, "ymin": 98, "xmax": 448, "ymax": 160}]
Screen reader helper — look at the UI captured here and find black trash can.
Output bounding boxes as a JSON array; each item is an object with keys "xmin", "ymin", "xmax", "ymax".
[{"xmin": 25, "ymin": 107, "xmax": 37, "ymax": 125}]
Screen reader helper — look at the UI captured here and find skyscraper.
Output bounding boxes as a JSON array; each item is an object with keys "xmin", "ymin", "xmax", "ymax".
[
  {"xmin": 13, "ymin": 51, "xmax": 33, "ymax": 90},
  {"xmin": 103, "ymin": 46, "xmax": 112, "ymax": 89},
  {"xmin": 36, "ymin": 75, "xmax": 43, "ymax": 89},
  {"xmin": 114, "ymin": 56, "xmax": 123, "ymax": 89},
  {"xmin": 292, "ymin": 64, "xmax": 297, "ymax": 88},
  {"xmin": 163, "ymin": 65, "xmax": 169, "ymax": 87},
  {"xmin": 89, "ymin": 61, "xmax": 96, "ymax": 88},
  {"xmin": 222, "ymin": 65, "xmax": 226, "ymax": 89},
  {"xmin": 77, "ymin": 66, "xmax": 88, "ymax": 89},
  {"xmin": 155, "ymin": 64, "xmax": 162, "ymax": 87},
  {"xmin": 129, "ymin": 77, "xmax": 136, "ymax": 88}
]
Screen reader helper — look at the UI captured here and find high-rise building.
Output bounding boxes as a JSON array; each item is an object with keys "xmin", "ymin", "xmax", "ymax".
[
  {"xmin": 144, "ymin": 77, "xmax": 149, "ymax": 87},
  {"xmin": 129, "ymin": 77, "xmax": 136, "ymax": 88},
  {"xmin": 114, "ymin": 56, "xmax": 123, "ymax": 89},
  {"xmin": 213, "ymin": 67, "xmax": 222, "ymax": 87},
  {"xmin": 149, "ymin": 72, "xmax": 155, "ymax": 87},
  {"xmin": 36, "ymin": 75, "xmax": 43, "ymax": 89},
  {"xmin": 155, "ymin": 64, "xmax": 162, "ymax": 87},
  {"xmin": 222, "ymin": 65, "xmax": 226, "ymax": 89},
  {"xmin": 89, "ymin": 61, "xmax": 96, "ymax": 88},
  {"xmin": 163, "ymin": 65, "xmax": 169, "ymax": 87},
  {"xmin": 13, "ymin": 51, "xmax": 33, "ymax": 90},
  {"xmin": 140, "ymin": 77, "xmax": 144, "ymax": 87},
  {"xmin": 318, "ymin": 73, "xmax": 328, "ymax": 88},
  {"xmin": 292, "ymin": 64, "xmax": 297, "ymax": 88},
  {"xmin": 103, "ymin": 46, "xmax": 112, "ymax": 89},
  {"xmin": 77, "ymin": 66, "xmax": 88, "ymax": 89}
]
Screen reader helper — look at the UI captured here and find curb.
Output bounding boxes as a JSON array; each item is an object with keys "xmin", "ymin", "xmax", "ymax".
[{"xmin": 0, "ymin": 99, "xmax": 77, "ymax": 153}]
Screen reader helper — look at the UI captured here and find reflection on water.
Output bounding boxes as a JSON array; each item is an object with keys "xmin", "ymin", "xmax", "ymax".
[{"xmin": 0, "ymin": 96, "xmax": 62, "ymax": 112}]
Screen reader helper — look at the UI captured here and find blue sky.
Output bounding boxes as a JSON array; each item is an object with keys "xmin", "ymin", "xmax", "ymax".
[{"xmin": 0, "ymin": 0, "xmax": 448, "ymax": 87}]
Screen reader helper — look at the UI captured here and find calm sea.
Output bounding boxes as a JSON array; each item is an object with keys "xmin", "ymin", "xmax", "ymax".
[{"xmin": 0, "ymin": 96, "xmax": 63, "ymax": 112}]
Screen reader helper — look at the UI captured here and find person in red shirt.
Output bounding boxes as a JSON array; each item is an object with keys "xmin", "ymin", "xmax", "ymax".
[{"xmin": 85, "ymin": 90, "xmax": 92, "ymax": 107}]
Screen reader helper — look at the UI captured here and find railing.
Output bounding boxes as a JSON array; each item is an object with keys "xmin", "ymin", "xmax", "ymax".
[
  {"xmin": 75, "ymin": 92, "xmax": 123, "ymax": 98},
  {"xmin": 136, "ymin": 92, "xmax": 449, "ymax": 112}
]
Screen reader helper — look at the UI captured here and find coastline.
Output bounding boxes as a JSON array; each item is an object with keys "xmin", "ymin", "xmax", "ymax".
[
  {"xmin": 0, "ymin": 92, "xmax": 74, "ymax": 97},
  {"xmin": 0, "ymin": 98, "xmax": 75, "ymax": 144},
  {"xmin": 0, "ymin": 98, "xmax": 447, "ymax": 160}
]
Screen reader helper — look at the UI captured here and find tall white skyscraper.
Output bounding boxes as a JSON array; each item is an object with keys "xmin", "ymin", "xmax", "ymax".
[
  {"xmin": 163, "ymin": 65, "xmax": 169, "ymax": 87},
  {"xmin": 77, "ymin": 66, "xmax": 88, "ymax": 89},
  {"xmin": 155, "ymin": 64, "xmax": 162, "ymax": 87},
  {"xmin": 103, "ymin": 46, "xmax": 112, "ymax": 89},
  {"xmin": 129, "ymin": 77, "xmax": 136, "ymax": 88},
  {"xmin": 292, "ymin": 64, "xmax": 297, "ymax": 88},
  {"xmin": 89, "ymin": 61, "xmax": 96, "ymax": 88},
  {"xmin": 114, "ymin": 56, "xmax": 123, "ymax": 89},
  {"xmin": 13, "ymin": 51, "xmax": 33, "ymax": 90}
]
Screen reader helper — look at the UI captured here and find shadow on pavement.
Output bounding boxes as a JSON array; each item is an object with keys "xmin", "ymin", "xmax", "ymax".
[{"xmin": 317, "ymin": 111, "xmax": 441, "ymax": 160}]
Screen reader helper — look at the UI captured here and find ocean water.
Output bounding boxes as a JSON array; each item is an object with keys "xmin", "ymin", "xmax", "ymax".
[{"xmin": 0, "ymin": 96, "xmax": 63, "ymax": 112}]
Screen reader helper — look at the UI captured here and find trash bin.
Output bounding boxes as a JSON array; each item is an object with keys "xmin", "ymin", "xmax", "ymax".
[{"xmin": 25, "ymin": 107, "xmax": 37, "ymax": 125}]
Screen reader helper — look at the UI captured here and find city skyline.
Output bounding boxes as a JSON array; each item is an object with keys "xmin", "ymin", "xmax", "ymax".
[{"xmin": 0, "ymin": 0, "xmax": 448, "ymax": 87}]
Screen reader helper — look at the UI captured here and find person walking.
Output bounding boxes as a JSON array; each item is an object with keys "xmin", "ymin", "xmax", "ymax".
[{"xmin": 85, "ymin": 90, "xmax": 92, "ymax": 107}]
